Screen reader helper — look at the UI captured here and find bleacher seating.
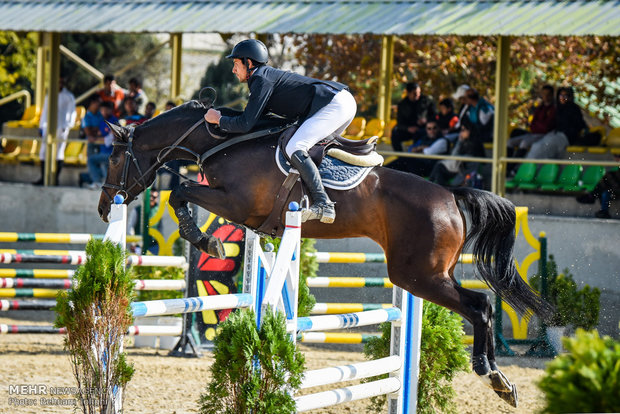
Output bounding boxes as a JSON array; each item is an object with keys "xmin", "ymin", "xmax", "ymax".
[{"xmin": 343, "ymin": 116, "xmax": 366, "ymax": 140}]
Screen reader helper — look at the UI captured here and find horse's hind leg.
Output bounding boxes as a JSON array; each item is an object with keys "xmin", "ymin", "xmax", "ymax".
[
  {"xmin": 389, "ymin": 261, "xmax": 518, "ymax": 407},
  {"xmin": 168, "ymin": 183, "xmax": 225, "ymax": 259}
]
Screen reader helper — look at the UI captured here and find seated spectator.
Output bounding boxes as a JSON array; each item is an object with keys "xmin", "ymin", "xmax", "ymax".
[
  {"xmin": 436, "ymin": 98, "xmax": 459, "ymax": 138},
  {"xmin": 443, "ymin": 84, "xmax": 471, "ymax": 144},
  {"xmin": 508, "ymin": 84, "xmax": 556, "ymax": 158},
  {"xmin": 86, "ymin": 101, "xmax": 117, "ymax": 189},
  {"xmin": 391, "ymin": 82, "xmax": 437, "ymax": 151},
  {"xmin": 144, "ymin": 102, "xmax": 157, "ymax": 119},
  {"xmin": 122, "ymin": 97, "xmax": 147, "ymax": 126},
  {"xmin": 429, "ymin": 122, "xmax": 485, "ymax": 186},
  {"xmin": 165, "ymin": 100, "xmax": 177, "ymax": 111},
  {"xmin": 124, "ymin": 77, "xmax": 148, "ymax": 115},
  {"xmin": 526, "ymin": 86, "xmax": 588, "ymax": 160},
  {"xmin": 464, "ymin": 88, "xmax": 494, "ymax": 143},
  {"xmin": 576, "ymin": 156, "xmax": 620, "ymax": 219},
  {"xmin": 97, "ymin": 74, "xmax": 125, "ymax": 117},
  {"xmin": 387, "ymin": 120, "xmax": 449, "ymax": 177}
]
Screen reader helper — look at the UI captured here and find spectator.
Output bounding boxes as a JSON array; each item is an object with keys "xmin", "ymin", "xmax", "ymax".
[
  {"xmin": 86, "ymin": 101, "xmax": 117, "ymax": 190},
  {"xmin": 429, "ymin": 122, "xmax": 485, "ymax": 186},
  {"xmin": 125, "ymin": 77, "xmax": 148, "ymax": 115},
  {"xmin": 390, "ymin": 82, "xmax": 437, "ymax": 151},
  {"xmin": 464, "ymin": 88, "xmax": 494, "ymax": 143},
  {"xmin": 165, "ymin": 100, "xmax": 177, "ymax": 111},
  {"xmin": 576, "ymin": 156, "xmax": 620, "ymax": 219},
  {"xmin": 33, "ymin": 76, "xmax": 77, "ymax": 186},
  {"xmin": 436, "ymin": 98, "xmax": 459, "ymax": 138},
  {"xmin": 526, "ymin": 86, "xmax": 588, "ymax": 160},
  {"xmin": 122, "ymin": 97, "xmax": 147, "ymax": 126},
  {"xmin": 97, "ymin": 74, "xmax": 125, "ymax": 117},
  {"xmin": 443, "ymin": 84, "xmax": 471, "ymax": 144},
  {"xmin": 508, "ymin": 84, "xmax": 556, "ymax": 158},
  {"xmin": 387, "ymin": 120, "xmax": 449, "ymax": 176},
  {"xmin": 81, "ymin": 95, "xmax": 104, "ymax": 188},
  {"xmin": 144, "ymin": 102, "xmax": 157, "ymax": 119}
]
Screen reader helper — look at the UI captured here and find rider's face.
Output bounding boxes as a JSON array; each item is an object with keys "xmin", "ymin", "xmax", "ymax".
[{"xmin": 232, "ymin": 59, "xmax": 248, "ymax": 83}]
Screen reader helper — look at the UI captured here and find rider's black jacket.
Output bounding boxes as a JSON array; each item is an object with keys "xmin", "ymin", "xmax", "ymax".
[{"xmin": 219, "ymin": 65, "xmax": 347, "ymax": 133}]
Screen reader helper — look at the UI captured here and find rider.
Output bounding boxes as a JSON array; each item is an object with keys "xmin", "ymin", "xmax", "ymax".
[{"xmin": 204, "ymin": 39, "xmax": 357, "ymax": 224}]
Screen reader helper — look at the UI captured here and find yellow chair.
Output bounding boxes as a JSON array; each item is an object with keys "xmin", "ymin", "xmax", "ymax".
[
  {"xmin": 64, "ymin": 142, "xmax": 85, "ymax": 166},
  {"xmin": 0, "ymin": 138, "xmax": 22, "ymax": 162},
  {"xmin": 4, "ymin": 105, "xmax": 41, "ymax": 128},
  {"xmin": 73, "ymin": 106, "xmax": 86, "ymax": 129},
  {"xmin": 605, "ymin": 127, "xmax": 620, "ymax": 148},
  {"xmin": 16, "ymin": 139, "xmax": 40, "ymax": 163},
  {"xmin": 381, "ymin": 119, "xmax": 397, "ymax": 144},
  {"xmin": 363, "ymin": 118, "xmax": 385, "ymax": 139},
  {"xmin": 343, "ymin": 117, "xmax": 366, "ymax": 140}
]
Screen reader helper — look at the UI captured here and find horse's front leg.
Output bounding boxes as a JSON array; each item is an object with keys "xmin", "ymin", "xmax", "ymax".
[{"xmin": 168, "ymin": 182, "xmax": 242, "ymax": 259}]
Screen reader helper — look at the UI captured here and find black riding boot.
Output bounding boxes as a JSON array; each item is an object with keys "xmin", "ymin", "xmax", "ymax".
[
  {"xmin": 290, "ymin": 150, "xmax": 336, "ymax": 223},
  {"xmin": 33, "ymin": 162, "xmax": 45, "ymax": 186}
]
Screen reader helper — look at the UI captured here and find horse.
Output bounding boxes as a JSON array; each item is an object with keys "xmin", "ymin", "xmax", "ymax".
[{"xmin": 98, "ymin": 100, "xmax": 551, "ymax": 407}]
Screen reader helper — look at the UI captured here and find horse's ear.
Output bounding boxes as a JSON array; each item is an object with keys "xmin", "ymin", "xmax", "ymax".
[{"xmin": 106, "ymin": 121, "xmax": 129, "ymax": 141}]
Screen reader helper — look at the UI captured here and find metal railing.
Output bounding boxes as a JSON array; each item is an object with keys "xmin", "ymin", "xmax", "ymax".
[{"xmin": 0, "ymin": 90, "xmax": 32, "ymax": 111}]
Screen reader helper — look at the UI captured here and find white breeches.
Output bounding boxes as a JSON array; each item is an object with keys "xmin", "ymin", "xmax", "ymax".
[
  {"xmin": 39, "ymin": 127, "xmax": 70, "ymax": 161},
  {"xmin": 285, "ymin": 89, "xmax": 357, "ymax": 156}
]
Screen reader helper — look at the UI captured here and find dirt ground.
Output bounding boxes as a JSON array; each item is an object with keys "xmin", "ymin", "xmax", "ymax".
[{"xmin": 0, "ymin": 317, "xmax": 548, "ymax": 414}]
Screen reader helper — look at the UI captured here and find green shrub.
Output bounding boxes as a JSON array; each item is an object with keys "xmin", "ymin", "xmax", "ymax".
[
  {"xmin": 538, "ymin": 329, "xmax": 620, "ymax": 413},
  {"xmin": 198, "ymin": 308, "xmax": 305, "ymax": 414},
  {"xmin": 363, "ymin": 301, "xmax": 469, "ymax": 413},
  {"xmin": 531, "ymin": 254, "xmax": 600, "ymax": 329},
  {"xmin": 55, "ymin": 240, "xmax": 135, "ymax": 413},
  {"xmin": 262, "ymin": 236, "xmax": 317, "ymax": 317}
]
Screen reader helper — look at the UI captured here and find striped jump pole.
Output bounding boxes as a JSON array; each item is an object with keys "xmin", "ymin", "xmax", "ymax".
[
  {"xmin": 130, "ymin": 293, "xmax": 253, "ymax": 317},
  {"xmin": 297, "ymin": 332, "xmax": 380, "ymax": 344},
  {"xmin": 0, "ymin": 324, "xmax": 182, "ymax": 336},
  {"xmin": 0, "ymin": 278, "xmax": 186, "ymax": 291},
  {"xmin": 296, "ymin": 308, "xmax": 401, "ymax": 332},
  {"xmin": 0, "ymin": 252, "xmax": 187, "ymax": 268},
  {"xmin": 0, "ymin": 232, "xmax": 141, "ymax": 244},
  {"xmin": 0, "ymin": 288, "xmax": 59, "ymax": 298},
  {"xmin": 309, "ymin": 251, "xmax": 474, "ymax": 264},
  {"xmin": 307, "ymin": 276, "xmax": 392, "ymax": 288},
  {"xmin": 0, "ymin": 299, "xmax": 56, "ymax": 311},
  {"xmin": 310, "ymin": 302, "xmax": 391, "ymax": 314},
  {"xmin": 0, "ymin": 269, "xmax": 75, "ymax": 279}
]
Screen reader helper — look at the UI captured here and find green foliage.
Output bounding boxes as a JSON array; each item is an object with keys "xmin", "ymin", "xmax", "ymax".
[
  {"xmin": 192, "ymin": 50, "xmax": 247, "ymax": 109},
  {"xmin": 0, "ymin": 31, "xmax": 37, "ymax": 123},
  {"xmin": 262, "ymin": 236, "xmax": 317, "ymax": 317},
  {"xmin": 198, "ymin": 308, "xmax": 305, "ymax": 414},
  {"xmin": 538, "ymin": 329, "xmax": 620, "ymax": 414},
  {"xmin": 363, "ymin": 302, "xmax": 469, "ymax": 413},
  {"xmin": 531, "ymin": 255, "xmax": 600, "ymax": 329},
  {"xmin": 130, "ymin": 265, "xmax": 185, "ymax": 301},
  {"xmin": 54, "ymin": 239, "xmax": 135, "ymax": 413}
]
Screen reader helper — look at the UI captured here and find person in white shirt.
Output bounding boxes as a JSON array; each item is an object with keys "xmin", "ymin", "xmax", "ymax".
[{"xmin": 34, "ymin": 76, "xmax": 77, "ymax": 185}]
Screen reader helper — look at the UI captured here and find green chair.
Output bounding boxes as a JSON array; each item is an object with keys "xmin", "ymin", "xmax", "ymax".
[
  {"xmin": 564, "ymin": 166, "xmax": 606, "ymax": 192},
  {"xmin": 505, "ymin": 163, "xmax": 536, "ymax": 189},
  {"xmin": 519, "ymin": 163, "xmax": 559, "ymax": 190},
  {"xmin": 540, "ymin": 164, "xmax": 582, "ymax": 191}
]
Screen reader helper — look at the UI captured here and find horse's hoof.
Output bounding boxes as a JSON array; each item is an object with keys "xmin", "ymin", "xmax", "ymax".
[
  {"xmin": 206, "ymin": 236, "xmax": 225, "ymax": 259},
  {"xmin": 488, "ymin": 370, "xmax": 518, "ymax": 408}
]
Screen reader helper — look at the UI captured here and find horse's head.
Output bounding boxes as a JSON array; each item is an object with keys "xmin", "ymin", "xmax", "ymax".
[{"xmin": 97, "ymin": 121, "xmax": 159, "ymax": 222}]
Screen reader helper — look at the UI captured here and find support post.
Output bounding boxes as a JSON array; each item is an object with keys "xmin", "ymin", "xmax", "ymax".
[
  {"xmin": 44, "ymin": 32, "xmax": 60, "ymax": 187},
  {"xmin": 491, "ymin": 35, "xmax": 511, "ymax": 196},
  {"xmin": 170, "ymin": 33, "xmax": 183, "ymax": 100},
  {"xmin": 35, "ymin": 32, "xmax": 46, "ymax": 112},
  {"xmin": 377, "ymin": 35, "xmax": 395, "ymax": 123}
]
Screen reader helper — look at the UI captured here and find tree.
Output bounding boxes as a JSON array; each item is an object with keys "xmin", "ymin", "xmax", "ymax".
[{"xmin": 0, "ymin": 31, "xmax": 37, "ymax": 124}]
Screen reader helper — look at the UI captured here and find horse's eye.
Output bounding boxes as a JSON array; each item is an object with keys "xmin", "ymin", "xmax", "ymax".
[{"xmin": 110, "ymin": 156, "xmax": 120, "ymax": 166}]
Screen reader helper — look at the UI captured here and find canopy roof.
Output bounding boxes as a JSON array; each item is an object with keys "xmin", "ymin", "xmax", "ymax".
[{"xmin": 0, "ymin": 0, "xmax": 618, "ymax": 36}]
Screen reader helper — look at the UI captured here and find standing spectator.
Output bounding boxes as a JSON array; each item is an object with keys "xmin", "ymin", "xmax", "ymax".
[
  {"xmin": 81, "ymin": 95, "xmax": 104, "ymax": 187},
  {"xmin": 387, "ymin": 120, "xmax": 449, "ymax": 176},
  {"xmin": 390, "ymin": 82, "xmax": 437, "ymax": 151},
  {"xmin": 122, "ymin": 97, "xmax": 147, "ymax": 126},
  {"xmin": 86, "ymin": 101, "xmax": 117, "ymax": 189},
  {"xmin": 125, "ymin": 77, "xmax": 149, "ymax": 115},
  {"xmin": 436, "ymin": 98, "xmax": 459, "ymax": 138},
  {"xmin": 464, "ymin": 88, "xmax": 494, "ymax": 143},
  {"xmin": 97, "ymin": 74, "xmax": 125, "ymax": 117},
  {"xmin": 429, "ymin": 122, "xmax": 485, "ymax": 186},
  {"xmin": 577, "ymin": 156, "xmax": 620, "ymax": 219},
  {"xmin": 144, "ymin": 102, "xmax": 157, "ymax": 119},
  {"xmin": 508, "ymin": 84, "xmax": 556, "ymax": 157},
  {"xmin": 527, "ymin": 87, "xmax": 588, "ymax": 160},
  {"xmin": 33, "ymin": 76, "xmax": 77, "ymax": 186}
]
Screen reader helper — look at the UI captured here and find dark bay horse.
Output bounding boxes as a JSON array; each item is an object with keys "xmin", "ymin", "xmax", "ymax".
[{"xmin": 98, "ymin": 101, "xmax": 551, "ymax": 407}]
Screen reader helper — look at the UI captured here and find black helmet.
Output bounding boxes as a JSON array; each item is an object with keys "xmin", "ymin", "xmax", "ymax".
[{"xmin": 226, "ymin": 39, "xmax": 269, "ymax": 65}]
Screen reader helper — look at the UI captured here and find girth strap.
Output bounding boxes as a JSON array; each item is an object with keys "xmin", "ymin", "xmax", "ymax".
[{"xmin": 256, "ymin": 171, "xmax": 300, "ymax": 237}]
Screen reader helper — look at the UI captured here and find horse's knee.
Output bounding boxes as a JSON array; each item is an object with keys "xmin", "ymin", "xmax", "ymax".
[{"xmin": 168, "ymin": 182, "xmax": 190, "ymax": 209}]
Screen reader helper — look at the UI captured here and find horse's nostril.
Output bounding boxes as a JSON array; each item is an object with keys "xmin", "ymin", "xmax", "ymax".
[{"xmin": 98, "ymin": 207, "xmax": 103, "ymax": 217}]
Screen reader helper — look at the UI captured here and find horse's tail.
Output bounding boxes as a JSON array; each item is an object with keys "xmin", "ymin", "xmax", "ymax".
[{"xmin": 452, "ymin": 187, "xmax": 553, "ymax": 320}]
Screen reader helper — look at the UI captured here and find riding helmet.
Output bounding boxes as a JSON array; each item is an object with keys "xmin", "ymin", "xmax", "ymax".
[{"xmin": 226, "ymin": 39, "xmax": 269, "ymax": 65}]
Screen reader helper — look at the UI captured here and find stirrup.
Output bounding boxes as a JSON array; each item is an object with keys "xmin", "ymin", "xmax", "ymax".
[{"xmin": 301, "ymin": 202, "xmax": 336, "ymax": 224}]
